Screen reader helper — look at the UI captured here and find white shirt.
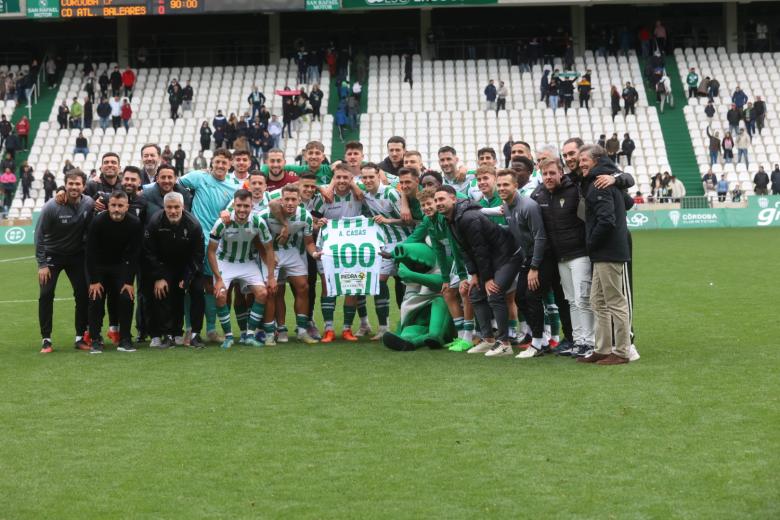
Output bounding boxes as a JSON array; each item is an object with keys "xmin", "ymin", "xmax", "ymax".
[{"xmin": 109, "ymin": 98, "xmax": 122, "ymax": 117}]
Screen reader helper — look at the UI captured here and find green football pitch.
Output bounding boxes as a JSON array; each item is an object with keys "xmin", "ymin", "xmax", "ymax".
[{"xmin": 0, "ymin": 229, "xmax": 777, "ymax": 519}]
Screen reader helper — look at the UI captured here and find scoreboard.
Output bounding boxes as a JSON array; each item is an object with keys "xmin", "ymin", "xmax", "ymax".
[{"xmin": 59, "ymin": 0, "xmax": 204, "ymax": 17}]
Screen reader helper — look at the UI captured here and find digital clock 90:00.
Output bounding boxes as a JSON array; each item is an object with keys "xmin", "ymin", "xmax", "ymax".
[{"xmin": 59, "ymin": 0, "xmax": 204, "ymax": 18}]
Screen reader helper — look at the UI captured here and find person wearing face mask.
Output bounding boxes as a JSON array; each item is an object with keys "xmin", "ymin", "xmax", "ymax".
[{"xmin": 84, "ymin": 190, "xmax": 143, "ymax": 354}]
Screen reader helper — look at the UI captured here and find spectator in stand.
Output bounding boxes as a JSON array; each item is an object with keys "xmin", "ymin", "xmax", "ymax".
[
  {"xmin": 74, "ymin": 132, "xmax": 89, "ymax": 155},
  {"xmin": 352, "ymin": 80, "xmax": 362, "ymax": 102},
  {"xmin": 84, "ymin": 76, "xmax": 95, "ymax": 103},
  {"xmin": 726, "ymin": 104, "xmax": 741, "ymax": 135},
  {"xmin": 540, "ymin": 69, "xmax": 550, "ymax": 103},
  {"xmin": 705, "ymin": 100, "xmax": 715, "ymax": 124},
  {"xmin": 268, "ymin": 116, "xmax": 282, "ymax": 149},
  {"xmin": 182, "ymin": 81, "xmax": 193, "ymax": 112},
  {"xmin": 335, "ymin": 100, "xmax": 349, "ymax": 141},
  {"xmin": 753, "ymin": 96, "xmax": 766, "ymax": 135},
  {"xmin": 192, "ymin": 151, "xmax": 207, "ymax": 170},
  {"xmin": 247, "ymin": 86, "xmax": 266, "ymax": 120},
  {"xmin": 753, "ymin": 166, "xmax": 770, "ymax": 195},
  {"xmin": 257, "ymin": 106, "xmax": 270, "ymax": 129},
  {"xmin": 212, "ymin": 110, "xmax": 227, "ymax": 133},
  {"xmin": 732, "ymin": 86, "xmax": 748, "ymax": 110},
  {"xmin": 225, "ymin": 114, "xmax": 238, "ymax": 148},
  {"xmin": 657, "ymin": 70, "xmax": 672, "ymax": 113},
  {"xmin": 20, "ymin": 162, "xmax": 33, "ymax": 201},
  {"xmin": 403, "ymin": 54, "xmax": 413, "ymax": 89},
  {"xmin": 503, "ymin": 137, "xmax": 512, "ymax": 168},
  {"xmin": 15, "ymin": 115, "xmax": 30, "ymax": 151},
  {"xmin": 634, "ymin": 191, "xmax": 645, "ymax": 204},
  {"xmin": 605, "ymin": 133, "xmax": 620, "ymax": 163},
  {"xmin": 771, "ymin": 164, "xmax": 780, "ymax": 195},
  {"xmin": 559, "ymin": 75, "xmax": 575, "ymax": 113},
  {"xmin": 638, "ymin": 26, "xmax": 651, "ymax": 57},
  {"xmin": 696, "ymin": 76, "xmax": 711, "ymax": 98},
  {"xmin": 96, "ymin": 97, "xmax": 111, "ymax": 130},
  {"xmin": 307, "ymin": 50, "xmax": 321, "ymax": 84},
  {"xmin": 325, "ymin": 46, "xmax": 337, "ymax": 77},
  {"xmin": 731, "ymin": 183, "xmax": 743, "ymax": 202},
  {"xmin": 122, "ymin": 67, "xmax": 135, "ymax": 100},
  {"xmin": 1, "ymin": 167, "xmax": 16, "ymax": 214},
  {"xmin": 622, "ymin": 82, "xmax": 638, "ymax": 115},
  {"xmin": 98, "ymin": 70, "xmax": 109, "ymax": 98},
  {"xmin": 168, "ymin": 82, "xmax": 182, "ymax": 120},
  {"xmin": 161, "ymin": 145, "xmax": 174, "ymax": 165},
  {"xmin": 121, "ymin": 98, "xmax": 132, "ymax": 130},
  {"xmin": 620, "ymin": 133, "xmax": 635, "ymax": 166},
  {"xmin": 547, "ymin": 76, "xmax": 559, "ymax": 114},
  {"xmin": 716, "ymin": 174, "xmax": 729, "ymax": 202},
  {"xmin": 669, "ymin": 175, "xmax": 686, "ymax": 201},
  {"xmin": 722, "ymin": 131, "xmax": 734, "ymax": 163},
  {"xmin": 295, "ymin": 46, "xmax": 308, "ymax": 85},
  {"xmin": 346, "ymin": 95, "xmax": 360, "ymax": 130},
  {"xmin": 743, "ymin": 102, "xmax": 756, "ymax": 138},
  {"xmin": 702, "ymin": 168, "xmax": 717, "ymax": 195},
  {"xmin": 43, "ymin": 170, "xmax": 56, "ymax": 202},
  {"xmin": 4, "ymin": 133, "xmax": 19, "ymax": 160},
  {"xmin": 686, "ymin": 68, "xmax": 699, "ymax": 98},
  {"xmin": 577, "ymin": 74, "xmax": 591, "ymax": 109},
  {"xmin": 109, "ymin": 66, "xmax": 122, "ymax": 97},
  {"xmin": 83, "ymin": 96, "xmax": 93, "ymax": 129},
  {"xmin": 309, "ymin": 83, "xmax": 323, "ymax": 122},
  {"xmin": 597, "ymin": 134, "xmax": 607, "ymax": 149},
  {"xmin": 3, "ymin": 73, "xmax": 14, "ymax": 101},
  {"xmin": 484, "ymin": 80, "xmax": 497, "ymax": 111},
  {"xmin": 706, "ymin": 126, "xmax": 721, "ymax": 165},
  {"xmin": 249, "ymin": 121, "xmax": 263, "ymax": 159},
  {"xmin": 708, "ymin": 77, "xmax": 720, "ymax": 100},
  {"xmin": 173, "ymin": 145, "xmax": 186, "ymax": 176},
  {"xmin": 282, "ymin": 99, "xmax": 295, "ymax": 139},
  {"xmin": 736, "ymin": 129, "xmax": 750, "ymax": 167},
  {"xmin": 200, "ymin": 121, "xmax": 212, "ymax": 152},
  {"xmin": 0, "ymin": 114, "xmax": 10, "ymax": 149},
  {"xmin": 109, "ymin": 95, "xmax": 122, "ymax": 130},
  {"xmin": 62, "ymin": 159, "xmax": 74, "ymax": 175},
  {"xmin": 213, "ymin": 124, "xmax": 224, "ymax": 149},
  {"xmin": 0, "ymin": 151, "xmax": 14, "ymax": 172},
  {"xmin": 610, "ymin": 85, "xmax": 621, "ymax": 121},
  {"xmin": 69, "ymin": 97, "xmax": 83, "ymax": 129},
  {"xmin": 45, "ymin": 57, "xmax": 58, "ymax": 89}
]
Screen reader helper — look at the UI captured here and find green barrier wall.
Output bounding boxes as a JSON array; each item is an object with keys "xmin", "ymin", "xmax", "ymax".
[{"xmin": 628, "ymin": 196, "xmax": 780, "ymax": 230}]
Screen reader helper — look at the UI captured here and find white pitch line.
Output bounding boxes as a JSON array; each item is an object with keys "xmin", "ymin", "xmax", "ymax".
[
  {"xmin": 0, "ymin": 255, "xmax": 34, "ymax": 263},
  {"xmin": 0, "ymin": 297, "xmax": 73, "ymax": 304}
]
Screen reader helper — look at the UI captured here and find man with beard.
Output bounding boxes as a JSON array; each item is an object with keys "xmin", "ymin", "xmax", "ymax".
[
  {"xmin": 378, "ymin": 136, "xmax": 406, "ymax": 177},
  {"xmin": 35, "ymin": 170, "xmax": 95, "ymax": 353},
  {"xmin": 143, "ymin": 192, "xmax": 206, "ymax": 348},
  {"xmin": 143, "ymin": 163, "xmax": 193, "ymax": 220},
  {"xmin": 140, "ymin": 143, "xmax": 161, "ymax": 185},
  {"xmin": 85, "ymin": 191, "xmax": 143, "ymax": 354}
]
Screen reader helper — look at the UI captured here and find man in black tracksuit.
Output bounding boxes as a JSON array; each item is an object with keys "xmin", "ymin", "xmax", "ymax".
[
  {"xmin": 35, "ymin": 170, "xmax": 94, "ymax": 353},
  {"xmin": 143, "ymin": 192, "xmax": 205, "ymax": 347},
  {"xmin": 577, "ymin": 148, "xmax": 632, "ymax": 365},
  {"xmin": 85, "ymin": 191, "xmax": 143, "ymax": 353},
  {"xmin": 498, "ymin": 168, "xmax": 551, "ymax": 358},
  {"xmin": 435, "ymin": 185, "xmax": 517, "ymax": 353}
]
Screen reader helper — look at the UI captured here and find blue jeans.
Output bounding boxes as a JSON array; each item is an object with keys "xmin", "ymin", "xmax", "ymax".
[
  {"xmin": 74, "ymin": 147, "xmax": 89, "ymax": 155},
  {"xmin": 307, "ymin": 65, "xmax": 319, "ymax": 84},
  {"xmin": 737, "ymin": 149, "xmax": 748, "ymax": 167},
  {"xmin": 709, "ymin": 151, "xmax": 718, "ymax": 165},
  {"xmin": 100, "ymin": 117, "xmax": 109, "ymax": 129},
  {"xmin": 549, "ymin": 95, "xmax": 559, "ymax": 112}
]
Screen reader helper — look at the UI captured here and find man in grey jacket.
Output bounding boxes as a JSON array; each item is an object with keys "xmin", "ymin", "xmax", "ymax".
[
  {"xmin": 497, "ymin": 161, "xmax": 551, "ymax": 359},
  {"xmin": 35, "ymin": 169, "xmax": 95, "ymax": 353}
]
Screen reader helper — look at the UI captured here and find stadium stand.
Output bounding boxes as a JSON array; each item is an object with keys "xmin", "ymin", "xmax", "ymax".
[
  {"xmin": 6, "ymin": 60, "xmax": 331, "ymax": 219},
  {"xmin": 677, "ymin": 48, "xmax": 779, "ymax": 197},
  {"xmin": 362, "ymin": 53, "xmax": 667, "ymax": 196}
]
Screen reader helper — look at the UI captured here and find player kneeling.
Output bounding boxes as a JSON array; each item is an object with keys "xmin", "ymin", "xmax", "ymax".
[{"xmin": 207, "ymin": 189, "xmax": 276, "ymax": 349}]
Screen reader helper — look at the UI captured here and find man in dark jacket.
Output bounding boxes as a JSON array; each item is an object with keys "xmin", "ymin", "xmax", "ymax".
[
  {"xmin": 378, "ymin": 135, "xmax": 405, "ymax": 176},
  {"xmin": 620, "ymin": 133, "xmax": 636, "ymax": 166},
  {"xmin": 622, "ymin": 82, "xmax": 638, "ymax": 115},
  {"xmin": 0, "ymin": 114, "xmax": 12, "ymax": 150},
  {"xmin": 143, "ymin": 191, "xmax": 205, "ymax": 348},
  {"xmin": 726, "ymin": 104, "xmax": 741, "ymax": 135},
  {"xmin": 577, "ymin": 145, "xmax": 632, "ymax": 365},
  {"xmin": 753, "ymin": 166, "xmax": 770, "ymax": 195},
  {"xmin": 96, "ymin": 97, "xmax": 111, "ymax": 130},
  {"xmin": 109, "ymin": 66, "xmax": 122, "ymax": 97},
  {"xmin": 753, "ymin": 96, "xmax": 766, "ymax": 134},
  {"xmin": 533, "ymin": 157, "xmax": 594, "ymax": 357},
  {"xmin": 771, "ymin": 164, "xmax": 780, "ymax": 195},
  {"xmin": 435, "ymin": 185, "xmax": 517, "ymax": 355},
  {"xmin": 84, "ymin": 152, "xmax": 122, "ymax": 212},
  {"xmin": 484, "ymin": 80, "xmax": 497, "ymax": 111},
  {"xmin": 497, "ymin": 167, "xmax": 551, "ymax": 359}
]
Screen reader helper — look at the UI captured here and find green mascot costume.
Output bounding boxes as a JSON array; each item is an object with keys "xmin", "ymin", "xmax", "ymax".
[{"xmin": 382, "ymin": 242, "xmax": 456, "ymax": 351}]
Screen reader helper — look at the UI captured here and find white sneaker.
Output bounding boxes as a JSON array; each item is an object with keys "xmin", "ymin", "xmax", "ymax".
[
  {"xmin": 628, "ymin": 344, "xmax": 640, "ymax": 362},
  {"xmin": 370, "ymin": 327, "xmax": 388, "ymax": 341},
  {"xmin": 354, "ymin": 325, "xmax": 372, "ymax": 337},
  {"xmin": 276, "ymin": 330, "xmax": 289, "ymax": 343},
  {"xmin": 516, "ymin": 346, "xmax": 543, "ymax": 359},
  {"xmin": 264, "ymin": 335, "xmax": 276, "ymax": 347},
  {"xmin": 174, "ymin": 336, "xmax": 184, "ymax": 345},
  {"xmin": 207, "ymin": 330, "xmax": 223, "ymax": 343},
  {"xmin": 485, "ymin": 342, "xmax": 514, "ymax": 357},
  {"xmin": 297, "ymin": 331, "xmax": 318, "ymax": 344},
  {"xmin": 467, "ymin": 340, "xmax": 495, "ymax": 354},
  {"xmin": 149, "ymin": 337, "xmax": 163, "ymax": 348}
]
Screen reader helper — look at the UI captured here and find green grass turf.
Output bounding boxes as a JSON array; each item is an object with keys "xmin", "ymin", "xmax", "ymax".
[{"xmin": 0, "ymin": 229, "xmax": 778, "ymax": 518}]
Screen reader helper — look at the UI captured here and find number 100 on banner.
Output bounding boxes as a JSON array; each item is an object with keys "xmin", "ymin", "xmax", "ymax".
[{"xmin": 319, "ymin": 217, "xmax": 384, "ymax": 296}]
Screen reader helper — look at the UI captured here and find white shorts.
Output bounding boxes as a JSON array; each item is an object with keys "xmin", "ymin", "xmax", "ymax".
[
  {"xmin": 274, "ymin": 248, "xmax": 308, "ymax": 279},
  {"xmin": 448, "ymin": 262, "xmax": 463, "ymax": 289},
  {"xmin": 381, "ymin": 242, "xmax": 400, "ymax": 276},
  {"xmin": 217, "ymin": 260, "xmax": 265, "ymax": 294}
]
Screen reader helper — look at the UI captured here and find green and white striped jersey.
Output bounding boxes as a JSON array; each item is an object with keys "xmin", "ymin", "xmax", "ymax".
[
  {"xmin": 258, "ymin": 206, "xmax": 313, "ymax": 254},
  {"xmin": 360, "ymin": 185, "xmax": 414, "ymax": 243},
  {"xmin": 311, "ymin": 190, "xmax": 363, "ymax": 219},
  {"xmin": 209, "ymin": 213, "xmax": 273, "ymax": 263},
  {"xmin": 443, "ymin": 172, "xmax": 478, "ymax": 197},
  {"xmin": 227, "ymin": 172, "xmax": 249, "ymax": 186}
]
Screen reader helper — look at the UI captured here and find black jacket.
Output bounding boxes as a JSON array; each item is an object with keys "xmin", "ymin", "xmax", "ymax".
[
  {"xmin": 378, "ymin": 157, "xmax": 402, "ymax": 176},
  {"xmin": 142, "ymin": 183, "xmax": 193, "ymax": 224},
  {"xmin": 532, "ymin": 176, "xmax": 586, "ymax": 261},
  {"xmin": 96, "ymin": 101, "xmax": 111, "ymax": 118},
  {"xmin": 583, "ymin": 157, "xmax": 630, "ymax": 263},
  {"xmin": 771, "ymin": 168, "xmax": 780, "ymax": 191},
  {"xmin": 447, "ymin": 200, "xmax": 512, "ymax": 283},
  {"xmin": 143, "ymin": 209, "xmax": 204, "ymax": 284},
  {"xmin": 85, "ymin": 174, "xmax": 121, "ymax": 204}
]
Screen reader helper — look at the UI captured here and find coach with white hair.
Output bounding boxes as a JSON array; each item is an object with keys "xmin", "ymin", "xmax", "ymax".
[{"xmin": 142, "ymin": 191, "xmax": 206, "ymax": 348}]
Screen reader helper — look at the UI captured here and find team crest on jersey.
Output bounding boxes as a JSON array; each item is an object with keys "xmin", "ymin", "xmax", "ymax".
[{"xmin": 559, "ymin": 199, "xmax": 565, "ymax": 207}]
